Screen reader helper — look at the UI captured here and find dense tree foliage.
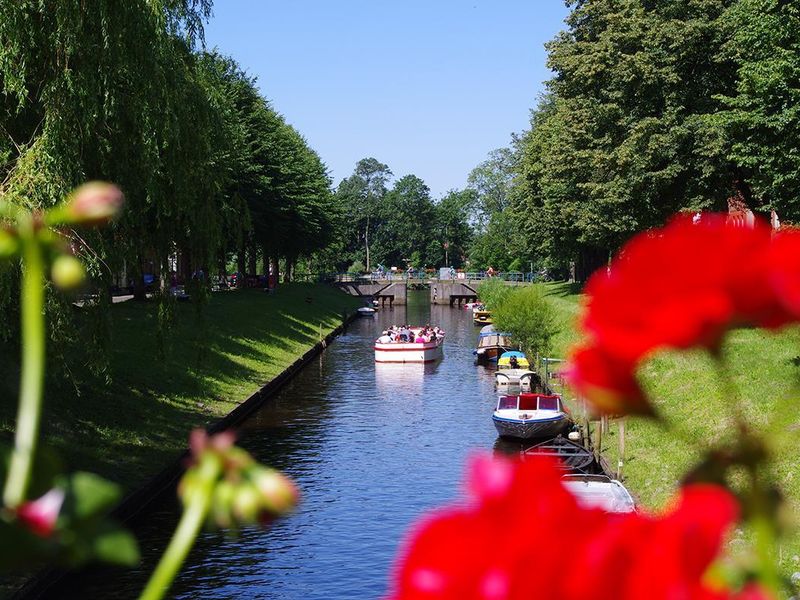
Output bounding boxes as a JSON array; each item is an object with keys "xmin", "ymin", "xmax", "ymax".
[
  {"xmin": 467, "ymin": 0, "xmax": 800, "ymax": 282},
  {"xmin": 0, "ymin": 2, "xmax": 338, "ymax": 378},
  {"xmin": 332, "ymin": 160, "xmax": 473, "ymax": 272}
]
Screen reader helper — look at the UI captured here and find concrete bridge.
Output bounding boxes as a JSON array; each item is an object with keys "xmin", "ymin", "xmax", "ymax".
[
  {"xmin": 331, "ymin": 276, "xmax": 528, "ymax": 306},
  {"xmin": 330, "ymin": 281, "xmax": 407, "ymax": 305}
]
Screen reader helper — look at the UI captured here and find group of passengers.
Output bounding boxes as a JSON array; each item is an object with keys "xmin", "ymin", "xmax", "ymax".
[{"xmin": 377, "ymin": 325, "xmax": 444, "ymax": 344}]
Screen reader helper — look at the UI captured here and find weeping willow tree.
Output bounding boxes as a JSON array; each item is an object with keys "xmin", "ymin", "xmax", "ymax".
[{"xmin": 0, "ymin": 1, "xmax": 338, "ymax": 382}]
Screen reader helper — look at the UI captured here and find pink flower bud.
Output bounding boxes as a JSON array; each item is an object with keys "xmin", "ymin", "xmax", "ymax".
[
  {"xmin": 250, "ymin": 468, "xmax": 300, "ymax": 516},
  {"xmin": 64, "ymin": 182, "xmax": 124, "ymax": 226},
  {"xmin": 16, "ymin": 488, "xmax": 65, "ymax": 537}
]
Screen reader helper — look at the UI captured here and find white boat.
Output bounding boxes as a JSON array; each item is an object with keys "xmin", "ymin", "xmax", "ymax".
[
  {"xmin": 494, "ymin": 352, "xmax": 538, "ymax": 390},
  {"xmin": 358, "ymin": 306, "xmax": 376, "ymax": 316},
  {"xmin": 374, "ymin": 328, "xmax": 445, "ymax": 363},
  {"xmin": 492, "ymin": 393, "xmax": 570, "ymax": 440},
  {"xmin": 495, "ymin": 369, "xmax": 538, "ymax": 392},
  {"xmin": 562, "ymin": 474, "xmax": 636, "ymax": 513}
]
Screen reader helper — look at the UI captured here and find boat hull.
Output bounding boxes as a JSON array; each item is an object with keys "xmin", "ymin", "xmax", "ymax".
[
  {"xmin": 475, "ymin": 346, "xmax": 504, "ymax": 362},
  {"xmin": 374, "ymin": 339, "xmax": 444, "ymax": 363},
  {"xmin": 492, "ymin": 413, "xmax": 569, "ymax": 440}
]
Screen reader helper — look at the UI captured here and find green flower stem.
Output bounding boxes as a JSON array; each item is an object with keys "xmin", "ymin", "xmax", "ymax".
[
  {"xmin": 750, "ymin": 468, "xmax": 781, "ymax": 595},
  {"xmin": 138, "ymin": 456, "xmax": 221, "ymax": 600},
  {"xmin": 3, "ymin": 218, "xmax": 46, "ymax": 508}
]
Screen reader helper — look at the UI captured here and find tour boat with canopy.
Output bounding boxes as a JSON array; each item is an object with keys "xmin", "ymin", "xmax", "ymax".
[
  {"xmin": 374, "ymin": 327, "xmax": 445, "ymax": 364},
  {"xmin": 492, "ymin": 393, "xmax": 570, "ymax": 439},
  {"xmin": 473, "ymin": 325, "xmax": 513, "ymax": 363}
]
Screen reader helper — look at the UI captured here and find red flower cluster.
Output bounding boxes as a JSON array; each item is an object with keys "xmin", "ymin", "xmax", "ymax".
[
  {"xmin": 567, "ymin": 214, "xmax": 800, "ymax": 415},
  {"xmin": 387, "ymin": 454, "xmax": 765, "ymax": 600}
]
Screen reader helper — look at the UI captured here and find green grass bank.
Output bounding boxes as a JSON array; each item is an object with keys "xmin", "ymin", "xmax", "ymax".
[
  {"xmin": 541, "ymin": 282, "xmax": 800, "ymax": 574},
  {"xmin": 0, "ymin": 284, "xmax": 359, "ymax": 493}
]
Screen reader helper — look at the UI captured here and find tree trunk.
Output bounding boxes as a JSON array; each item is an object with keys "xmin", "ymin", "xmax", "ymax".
[
  {"xmin": 365, "ymin": 215, "xmax": 370, "ymax": 273},
  {"xmin": 284, "ymin": 258, "xmax": 293, "ymax": 283},
  {"xmin": 271, "ymin": 256, "xmax": 279, "ymax": 289},
  {"xmin": 247, "ymin": 239, "xmax": 257, "ymax": 276},
  {"xmin": 133, "ymin": 254, "xmax": 146, "ymax": 301},
  {"xmin": 574, "ymin": 246, "xmax": 608, "ymax": 283},
  {"xmin": 237, "ymin": 242, "xmax": 246, "ymax": 276}
]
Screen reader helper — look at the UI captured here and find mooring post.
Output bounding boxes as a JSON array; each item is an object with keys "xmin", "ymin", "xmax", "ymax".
[{"xmin": 617, "ymin": 418, "xmax": 626, "ymax": 479}]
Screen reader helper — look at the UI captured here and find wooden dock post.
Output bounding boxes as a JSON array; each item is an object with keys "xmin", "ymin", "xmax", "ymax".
[{"xmin": 617, "ymin": 418, "xmax": 626, "ymax": 479}]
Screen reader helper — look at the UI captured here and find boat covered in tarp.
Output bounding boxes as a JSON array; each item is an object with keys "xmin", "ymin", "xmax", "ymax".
[{"xmin": 474, "ymin": 325, "xmax": 512, "ymax": 362}]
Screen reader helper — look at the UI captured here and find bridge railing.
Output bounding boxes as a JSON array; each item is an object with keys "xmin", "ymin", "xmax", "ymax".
[{"xmin": 306, "ymin": 271, "xmax": 550, "ymax": 284}]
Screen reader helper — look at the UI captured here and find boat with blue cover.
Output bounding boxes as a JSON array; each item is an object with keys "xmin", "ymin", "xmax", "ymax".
[{"xmin": 494, "ymin": 351, "xmax": 538, "ymax": 391}]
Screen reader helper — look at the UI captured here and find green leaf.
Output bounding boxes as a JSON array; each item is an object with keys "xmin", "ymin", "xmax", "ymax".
[
  {"xmin": 91, "ymin": 526, "xmax": 140, "ymax": 566},
  {"xmin": 63, "ymin": 472, "xmax": 121, "ymax": 520}
]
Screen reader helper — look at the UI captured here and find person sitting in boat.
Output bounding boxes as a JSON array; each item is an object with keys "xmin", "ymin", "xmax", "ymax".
[
  {"xmin": 509, "ymin": 355, "xmax": 519, "ymax": 369},
  {"xmin": 378, "ymin": 331, "xmax": 392, "ymax": 344},
  {"xmin": 414, "ymin": 332, "xmax": 426, "ymax": 343}
]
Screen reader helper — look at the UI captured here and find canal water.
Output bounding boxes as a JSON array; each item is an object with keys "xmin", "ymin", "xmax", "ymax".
[{"xmin": 54, "ymin": 290, "xmax": 517, "ymax": 599}]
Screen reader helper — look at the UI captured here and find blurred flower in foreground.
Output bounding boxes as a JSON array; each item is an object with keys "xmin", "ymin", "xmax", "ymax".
[
  {"xmin": 16, "ymin": 488, "xmax": 64, "ymax": 538},
  {"xmin": 45, "ymin": 182, "xmax": 124, "ymax": 227},
  {"xmin": 180, "ymin": 429, "xmax": 299, "ymax": 529},
  {"xmin": 569, "ymin": 214, "xmax": 800, "ymax": 416},
  {"xmin": 387, "ymin": 454, "xmax": 766, "ymax": 600}
]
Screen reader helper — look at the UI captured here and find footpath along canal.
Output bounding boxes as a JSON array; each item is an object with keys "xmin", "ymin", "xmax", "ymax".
[{"xmin": 53, "ymin": 290, "xmax": 531, "ymax": 599}]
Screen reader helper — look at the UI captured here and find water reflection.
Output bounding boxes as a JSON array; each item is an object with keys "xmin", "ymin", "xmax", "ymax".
[{"xmin": 52, "ymin": 291, "xmax": 504, "ymax": 600}]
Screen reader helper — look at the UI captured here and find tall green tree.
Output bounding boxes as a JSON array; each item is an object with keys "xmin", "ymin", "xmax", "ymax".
[{"xmin": 335, "ymin": 158, "xmax": 392, "ymax": 272}]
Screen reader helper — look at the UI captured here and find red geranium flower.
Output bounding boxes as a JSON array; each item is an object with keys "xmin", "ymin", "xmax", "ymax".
[
  {"xmin": 387, "ymin": 454, "xmax": 765, "ymax": 600},
  {"xmin": 565, "ymin": 344, "xmax": 652, "ymax": 416},
  {"xmin": 572, "ymin": 214, "xmax": 800, "ymax": 416}
]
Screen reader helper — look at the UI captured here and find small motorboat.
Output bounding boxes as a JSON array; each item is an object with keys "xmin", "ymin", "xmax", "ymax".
[
  {"xmin": 473, "ymin": 310, "xmax": 493, "ymax": 326},
  {"xmin": 474, "ymin": 325, "xmax": 514, "ymax": 363},
  {"xmin": 492, "ymin": 393, "xmax": 570, "ymax": 440},
  {"xmin": 497, "ymin": 351, "xmax": 529, "ymax": 369},
  {"xmin": 522, "ymin": 435, "xmax": 596, "ymax": 473},
  {"xmin": 562, "ymin": 474, "xmax": 636, "ymax": 513},
  {"xmin": 374, "ymin": 327, "xmax": 445, "ymax": 363},
  {"xmin": 358, "ymin": 306, "xmax": 376, "ymax": 316},
  {"xmin": 495, "ymin": 351, "xmax": 537, "ymax": 390}
]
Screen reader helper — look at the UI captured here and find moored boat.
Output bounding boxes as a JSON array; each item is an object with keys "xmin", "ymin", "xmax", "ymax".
[
  {"xmin": 495, "ymin": 351, "xmax": 537, "ymax": 390},
  {"xmin": 374, "ymin": 327, "xmax": 445, "ymax": 363},
  {"xmin": 473, "ymin": 310, "xmax": 493, "ymax": 326},
  {"xmin": 492, "ymin": 393, "xmax": 570, "ymax": 440},
  {"xmin": 474, "ymin": 325, "xmax": 513, "ymax": 363},
  {"xmin": 562, "ymin": 474, "xmax": 636, "ymax": 513},
  {"xmin": 358, "ymin": 306, "xmax": 376, "ymax": 316}
]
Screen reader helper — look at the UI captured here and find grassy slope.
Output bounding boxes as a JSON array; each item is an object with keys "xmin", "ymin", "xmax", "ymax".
[
  {"xmin": 541, "ymin": 282, "xmax": 800, "ymax": 573},
  {"xmin": 0, "ymin": 284, "xmax": 359, "ymax": 492}
]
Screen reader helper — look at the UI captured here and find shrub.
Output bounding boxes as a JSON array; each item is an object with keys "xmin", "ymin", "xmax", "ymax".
[
  {"xmin": 492, "ymin": 286, "xmax": 558, "ymax": 358},
  {"xmin": 347, "ymin": 260, "xmax": 365, "ymax": 274},
  {"xmin": 477, "ymin": 277, "xmax": 512, "ymax": 310}
]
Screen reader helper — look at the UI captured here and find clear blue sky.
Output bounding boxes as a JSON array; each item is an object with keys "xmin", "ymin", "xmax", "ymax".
[{"xmin": 204, "ymin": 1, "xmax": 570, "ymax": 198}]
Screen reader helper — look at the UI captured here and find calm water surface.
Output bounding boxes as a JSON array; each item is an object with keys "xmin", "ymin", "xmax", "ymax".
[{"xmin": 55, "ymin": 291, "xmax": 514, "ymax": 599}]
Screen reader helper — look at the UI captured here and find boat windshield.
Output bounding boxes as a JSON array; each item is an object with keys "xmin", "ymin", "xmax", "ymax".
[
  {"xmin": 538, "ymin": 396, "xmax": 561, "ymax": 411},
  {"xmin": 497, "ymin": 396, "xmax": 517, "ymax": 410},
  {"xmin": 518, "ymin": 394, "xmax": 538, "ymax": 411}
]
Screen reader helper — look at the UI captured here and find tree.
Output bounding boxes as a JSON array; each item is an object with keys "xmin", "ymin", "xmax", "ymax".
[
  {"xmin": 714, "ymin": 0, "xmax": 800, "ymax": 220},
  {"xmin": 335, "ymin": 158, "xmax": 392, "ymax": 272},
  {"xmin": 514, "ymin": 0, "xmax": 739, "ymax": 280},
  {"xmin": 467, "ymin": 147, "xmax": 516, "ymax": 230}
]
